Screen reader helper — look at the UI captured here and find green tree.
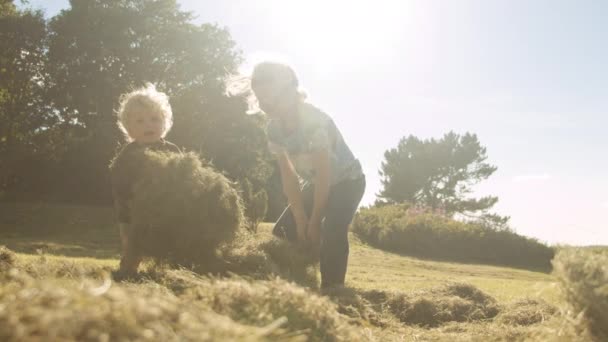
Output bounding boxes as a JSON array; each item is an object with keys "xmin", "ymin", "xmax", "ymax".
[
  {"xmin": 169, "ymin": 86, "xmax": 273, "ymax": 226},
  {"xmin": 378, "ymin": 132, "xmax": 507, "ymax": 227},
  {"xmin": 0, "ymin": 0, "xmax": 16, "ymax": 16},
  {"xmin": 41, "ymin": 0, "xmax": 271, "ymax": 205},
  {"xmin": 0, "ymin": 3, "xmax": 51, "ymax": 193}
]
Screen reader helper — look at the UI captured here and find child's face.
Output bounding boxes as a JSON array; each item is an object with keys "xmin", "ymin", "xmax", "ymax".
[{"xmin": 126, "ymin": 110, "xmax": 164, "ymax": 144}]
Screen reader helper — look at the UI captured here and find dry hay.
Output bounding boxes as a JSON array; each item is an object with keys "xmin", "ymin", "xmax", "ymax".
[
  {"xmin": 322, "ymin": 287, "xmax": 391, "ymax": 328},
  {"xmin": 496, "ymin": 298, "xmax": 557, "ymax": 326},
  {"xmin": 551, "ymin": 248, "xmax": 608, "ymax": 341},
  {"xmin": 0, "ymin": 245, "xmax": 16, "ymax": 271},
  {"xmin": 0, "ymin": 269, "xmax": 291, "ymax": 341},
  {"xmin": 129, "ymin": 151, "xmax": 244, "ymax": 266},
  {"xmin": 386, "ymin": 282, "xmax": 499, "ymax": 327},
  {"xmin": 0, "ymin": 250, "xmax": 370, "ymax": 342}
]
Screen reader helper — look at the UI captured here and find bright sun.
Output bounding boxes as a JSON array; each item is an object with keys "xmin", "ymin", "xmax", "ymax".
[{"xmin": 263, "ymin": 1, "xmax": 414, "ymax": 69}]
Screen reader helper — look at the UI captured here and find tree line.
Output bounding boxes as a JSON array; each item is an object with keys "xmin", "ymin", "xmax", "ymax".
[{"xmin": 1, "ymin": 0, "xmax": 505, "ymax": 228}]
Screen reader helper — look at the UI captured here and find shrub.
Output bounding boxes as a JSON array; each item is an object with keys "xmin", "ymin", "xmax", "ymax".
[{"xmin": 352, "ymin": 204, "xmax": 554, "ymax": 270}]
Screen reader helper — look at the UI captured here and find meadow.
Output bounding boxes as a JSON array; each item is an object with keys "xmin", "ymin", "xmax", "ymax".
[{"xmin": 0, "ymin": 202, "xmax": 604, "ymax": 341}]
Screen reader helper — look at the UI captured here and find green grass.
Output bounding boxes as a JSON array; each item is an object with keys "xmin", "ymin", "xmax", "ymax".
[
  {"xmin": 0, "ymin": 202, "xmax": 559, "ymax": 304},
  {"xmin": 0, "ymin": 202, "xmax": 119, "ymax": 258},
  {"xmin": 1, "ymin": 201, "xmax": 604, "ymax": 341},
  {"xmin": 348, "ymin": 236, "xmax": 558, "ymax": 303}
]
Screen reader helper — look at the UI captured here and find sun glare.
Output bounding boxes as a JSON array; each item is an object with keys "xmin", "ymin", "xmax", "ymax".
[{"xmin": 264, "ymin": 1, "xmax": 414, "ymax": 69}]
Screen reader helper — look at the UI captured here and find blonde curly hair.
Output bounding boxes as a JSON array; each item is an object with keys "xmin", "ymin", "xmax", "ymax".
[{"xmin": 116, "ymin": 83, "xmax": 173, "ymax": 142}]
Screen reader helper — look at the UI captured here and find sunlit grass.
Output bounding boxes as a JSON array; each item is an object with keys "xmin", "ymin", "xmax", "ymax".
[
  {"xmin": 1, "ymin": 202, "xmax": 605, "ymax": 341},
  {"xmin": 348, "ymin": 236, "xmax": 559, "ymax": 303}
]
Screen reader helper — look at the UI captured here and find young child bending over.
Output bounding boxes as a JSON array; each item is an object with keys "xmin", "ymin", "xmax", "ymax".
[{"xmin": 110, "ymin": 84, "xmax": 180, "ymax": 275}]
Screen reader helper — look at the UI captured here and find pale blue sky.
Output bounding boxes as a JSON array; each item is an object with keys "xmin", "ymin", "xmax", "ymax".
[{"xmin": 24, "ymin": 0, "xmax": 608, "ymax": 245}]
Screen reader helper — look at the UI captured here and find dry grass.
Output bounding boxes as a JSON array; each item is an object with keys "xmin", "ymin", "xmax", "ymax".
[
  {"xmin": 550, "ymin": 248, "xmax": 608, "ymax": 341},
  {"xmin": 0, "ymin": 249, "xmax": 368, "ymax": 341},
  {"xmin": 0, "ymin": 270, "xmax": 285, "ymax": 341},
  {"xmin": 496, "ymin": 298, "xmax": 557, "ymax": 326},
  {"xmin": 0, "ymin": 245, "xmax": 16, "ymax": 270},
  {"xmin": 138, "ymin": 228, "xmax": 321, "ymax": 287},
  {"xmin": 130, "ymin": 151, "xmax": 244, "ymax": 265},
  {"xmin": 0, "ymin": 244, "xmax": 566, "ymax": 342},
  {"xmin": 1, "ymin": 202, "xmax": 606, "ymax": 341},
  {"xmin": 387, "ymin": 283, "xmax": 500, "ymax": 327},
  {"xmin": 2, "ymin": 241, "xmax": 606, "ymax": 341}
]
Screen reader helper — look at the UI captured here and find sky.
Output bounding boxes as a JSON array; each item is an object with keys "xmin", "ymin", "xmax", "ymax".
[{"xmin": 22, "ymin": 0, "xmax": 608, "ymax": 246}]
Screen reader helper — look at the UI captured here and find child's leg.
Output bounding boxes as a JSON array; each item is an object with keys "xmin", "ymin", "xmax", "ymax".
[{"xmin": 119, "ymin": 223, "xmax": 141, "ymax": 273}]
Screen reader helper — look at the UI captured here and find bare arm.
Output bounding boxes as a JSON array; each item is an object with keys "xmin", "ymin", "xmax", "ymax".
[
  {"xmin": 307, "ymin": 149, "xmax": 331, "ymax": 246},
  {"xmin": 276, "ymin": 149, "xmax": 308, "ymax": 241},
  {"xmin": 309, "ymin": 148, "xmax": 331, "ymax": 226}
]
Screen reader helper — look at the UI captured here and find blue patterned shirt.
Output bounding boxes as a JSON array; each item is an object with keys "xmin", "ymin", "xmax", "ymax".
[{"xmin": 267, "ymin": 102, "xmax": 363, "ymax": 185}]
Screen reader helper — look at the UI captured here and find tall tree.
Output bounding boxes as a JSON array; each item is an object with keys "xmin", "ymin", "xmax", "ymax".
[
  {"xmin": 42, "ymin": 0, "xmax": 271, "ymax": 206},
  {"xmin": 0, "ymin": 3, "xmax": 50, "ymax": 192},
  {"xmin": 378, "ymin": 132, "xmax": 507, "ymax": 226}
]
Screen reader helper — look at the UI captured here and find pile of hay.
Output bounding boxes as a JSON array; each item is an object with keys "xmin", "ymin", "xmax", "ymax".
[
  {"xmin": 0, "ymin": 249, "xmax": 368, "ymax": 342},
  {"xmin": 323, "ymin": 282, "xmax": 500, "ymax": 329},
  {"xmin": 0, "ymin": 267, "xmax": 293, "ymax": 341},
  {"xmin": 386, "ymin": 283, "xmax": 499, "ymax": 327},
  {"xmin": 0, "ymin": 245, "xmax": 15, "ymax": 271},
  {"xmin": 496, "ymin": 298, "xmax": 557, "ymax": 326},
  {"xmin": 129, "ymin": 151, "xmax": 244, "ymax": 266},
  {"xmin": 163, "ymin": 270, "xmax": 364, "ymax": 341},
  {"xmin": 552, "ymin": 248, "xmax": 608, "ymax": 341},
  {"xmin": 322, "ymin": 287, "xmax": 390, "ymax": 328},
  {"xmin": 209, "ymin": 229, "xmax": 319, "ymax": 285}
]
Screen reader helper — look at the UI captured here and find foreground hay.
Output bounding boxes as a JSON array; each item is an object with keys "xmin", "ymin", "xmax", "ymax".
[
  {"xmin": 157, "ymin": 270, "xmax": 362, "ymax": 341},
  {"xmin": 551, "ymin": 248, "xmax": 608, "ymax": 341},
  {"xmin": 130, "ymin": 151, "xmax": 244, "ymax": 265},
  {"xmin": 7, "ymin": 245, "xmax": 606, "ymax": 342},
  {"xmin": 0, "ymin": 270, "xmax": 281, "ymax": 341},
  {"xmin": 0, "ymin": 250, "xmax": 367, "ymax": 342}
]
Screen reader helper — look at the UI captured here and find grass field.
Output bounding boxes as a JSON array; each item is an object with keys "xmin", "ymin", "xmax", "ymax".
[{"xmin": 0, "ymin": 202, "xmax": 600, "ymax": 341}]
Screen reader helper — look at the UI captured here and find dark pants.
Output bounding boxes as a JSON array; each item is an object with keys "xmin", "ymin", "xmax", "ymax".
[{"xmin": 272, "ymin": 175, "xmax": 366, "ymax": 287}]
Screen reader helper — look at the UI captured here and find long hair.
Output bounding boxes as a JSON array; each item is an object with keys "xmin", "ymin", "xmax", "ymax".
[{"xmin": 225, "ymin": 61, "xmax": 307, "ymax": 114}]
